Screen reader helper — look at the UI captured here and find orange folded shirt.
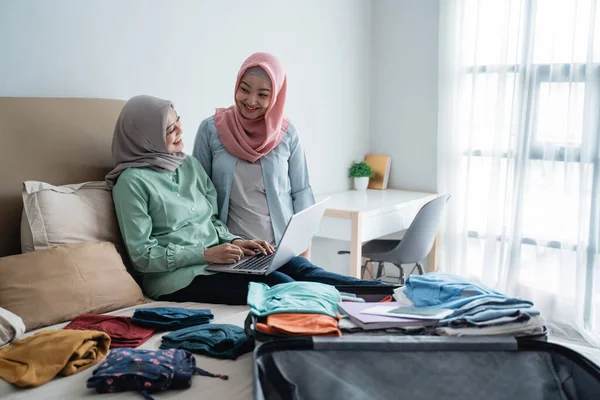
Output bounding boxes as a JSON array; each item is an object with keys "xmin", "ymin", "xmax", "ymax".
[{"xmin": 256, "ymin": 313, "xmax": 341, "ymax": 337}]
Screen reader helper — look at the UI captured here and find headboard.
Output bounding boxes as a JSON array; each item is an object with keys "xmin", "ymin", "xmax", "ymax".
[{"xmin": 0, "ymin": 97, "xmax": 126, "ymax": 258}]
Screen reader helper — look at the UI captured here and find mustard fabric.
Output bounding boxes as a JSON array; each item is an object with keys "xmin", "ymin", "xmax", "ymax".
[{"xmin": 0, "ymin": 329, "xmax": 110, "ymax": 387}]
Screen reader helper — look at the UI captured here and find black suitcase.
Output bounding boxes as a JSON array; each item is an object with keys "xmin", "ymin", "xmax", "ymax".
[{"xmin": 254, "ymin": 336, "xmax": 600, "ymax": 400}]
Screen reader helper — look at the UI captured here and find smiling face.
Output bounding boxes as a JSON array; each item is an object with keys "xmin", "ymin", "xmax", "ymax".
[
  {"xmin": 235, "ymin": 73, "xmax": 272, "ymax": 120},
  {"xmin": 165, "ymin": 106, "xmax": 184, "ymax": 154}
]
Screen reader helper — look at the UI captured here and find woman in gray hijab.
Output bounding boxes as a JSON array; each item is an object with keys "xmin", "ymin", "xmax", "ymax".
[
  {"xmin": 106, "ymin": 95, "xmax": 187, "ymax": 185},
  {"xmin": 108, "ymin": 95, "xmax": 385, "ymax": 304}
]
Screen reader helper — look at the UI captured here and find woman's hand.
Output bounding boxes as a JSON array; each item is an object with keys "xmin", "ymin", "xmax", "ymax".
[
  {"xmin": 204, "ymin": 243, "xmax": 244, "ymax": 264},
  {"xmin": 232, "ymin": 239, "xmax": 275, "ymax": 256}
]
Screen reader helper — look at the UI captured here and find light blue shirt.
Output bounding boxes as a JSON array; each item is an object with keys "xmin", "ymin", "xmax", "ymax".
[
  {"xmin": 192, "ymin": 116, "xmax": 315, "ymax": 245},
  {"xmin": 247, "ymin": 281, "xmax": 342, "ymax": 318},
  {"xmin": 404, "ymin": 273, "xmax": 536, "ymax": 326}
]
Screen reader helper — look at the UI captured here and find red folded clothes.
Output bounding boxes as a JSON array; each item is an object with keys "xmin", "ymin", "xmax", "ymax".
[{"xmin": 64, "ymin": 314, "xmax": 155, "ymax": 348}]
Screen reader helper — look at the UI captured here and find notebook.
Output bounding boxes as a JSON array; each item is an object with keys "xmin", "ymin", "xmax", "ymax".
[
  {"xmin": 360, "ymin": 305, "xmax": 454, "ymax": 320},
  {"xmin": 337, "ymin": 302, "xmax": 435, "ymax": 331},
  {"xmin": 364, "ymin": 154, "xmax": 391, "ymax": 189}
]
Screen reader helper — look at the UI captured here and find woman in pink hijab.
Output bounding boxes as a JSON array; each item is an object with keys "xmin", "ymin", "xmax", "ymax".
[{"xmin": 193, "ymin": 52, "xmax": 315, "ymax": 258}]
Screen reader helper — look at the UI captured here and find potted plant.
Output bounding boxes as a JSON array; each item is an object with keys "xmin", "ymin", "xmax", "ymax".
[{"xmin": 348, "ymin": 161, "xmax": 374, "ymax": 191}]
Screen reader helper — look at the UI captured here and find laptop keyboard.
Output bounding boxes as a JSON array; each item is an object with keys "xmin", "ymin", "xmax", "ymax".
[{"xmin": 232, "ymin": 253, "xmax": 275, "ymax": 271}]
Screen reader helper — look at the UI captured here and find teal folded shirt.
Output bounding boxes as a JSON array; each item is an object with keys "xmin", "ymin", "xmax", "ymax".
[{"xmin": 247, "ymin": 281, "xmax": 342, "ymax": 318}]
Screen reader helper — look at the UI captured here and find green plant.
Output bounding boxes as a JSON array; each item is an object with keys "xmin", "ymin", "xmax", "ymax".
[{"xmin": 348, "ymin": 161, "xmax": 374, "ymax": 178}]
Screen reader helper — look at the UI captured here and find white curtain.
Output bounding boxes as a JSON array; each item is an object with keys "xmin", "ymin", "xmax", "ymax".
[{"xmin": 438, "ymin": 0, "xmax": 600, "ymax": 347}]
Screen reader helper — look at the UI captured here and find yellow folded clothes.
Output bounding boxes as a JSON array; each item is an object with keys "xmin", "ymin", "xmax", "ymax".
[{"xmin": 0, "ymin": 329, "xmax": 110, "ymax": 387}]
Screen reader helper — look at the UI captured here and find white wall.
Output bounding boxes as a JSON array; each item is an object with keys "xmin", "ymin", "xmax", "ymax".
[
  {"xmin": 370, "ymin": 0, "xmax": 439, "ymax": 193},
  {"xmin": 0, "ymin": 0, "xmax": 440, "ymax": 277},
  {"xmin": 313, "ymin": 0, "xmax": 440, "ymax": 276},
  {"xmin": 0, "ymin": 0, "xmax": 372, "ymax": 196}
]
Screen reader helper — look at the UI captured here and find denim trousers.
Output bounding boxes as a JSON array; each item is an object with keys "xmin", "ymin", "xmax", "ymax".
[{"xmin": 161, "ymin": 256, "xmax": 385, "ymax": 305}]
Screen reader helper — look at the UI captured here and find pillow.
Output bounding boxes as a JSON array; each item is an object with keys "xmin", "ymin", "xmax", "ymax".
[
  {"xmin": 0, "ymin": 242, "xmax": 146, "ymax": 331},
  {"xmin": 21, "ymin": 180, "xmax": 122, "ymax": 253},
  {"xmin": 0, "ymin": 307, "xmax": 25, "ymax": 348}
]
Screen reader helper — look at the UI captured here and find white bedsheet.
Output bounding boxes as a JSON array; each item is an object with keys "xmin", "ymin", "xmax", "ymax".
[{"xmin": 0, "ymin": 301, "xmax": 254, "ymax": 399}]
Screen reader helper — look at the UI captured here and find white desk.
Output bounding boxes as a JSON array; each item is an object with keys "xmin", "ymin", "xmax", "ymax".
[{"xmin": 315, "ymin": 189, "xmax": 441, "ymax": 278}]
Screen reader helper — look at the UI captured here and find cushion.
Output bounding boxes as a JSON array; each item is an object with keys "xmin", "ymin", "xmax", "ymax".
[
  {"xmin": 0, "ymin": 242, "xmax": 146, "ymax": 331},
  {"xmin": 0, "ymin": 307, "xmax": 25, "ymax": 348},
  {"xmin": 20, "ymin": 180, "xmax": 122, "ymax": 253}
]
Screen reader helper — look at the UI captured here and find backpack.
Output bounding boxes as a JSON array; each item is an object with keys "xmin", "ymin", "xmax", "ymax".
[{"xmin": 87, "ymin": 348, "xmax": 227, "ymax": 399}]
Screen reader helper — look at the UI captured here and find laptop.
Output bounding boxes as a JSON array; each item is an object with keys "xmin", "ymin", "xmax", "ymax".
[{"xmin": 206, "ymin": 197, "xmax": 330, "ymax": 275}]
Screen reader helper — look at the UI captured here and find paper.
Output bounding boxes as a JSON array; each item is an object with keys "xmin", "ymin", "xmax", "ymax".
[{"xmin": 360, "ymin": 305, "xmax": 453, "ymax": 320}]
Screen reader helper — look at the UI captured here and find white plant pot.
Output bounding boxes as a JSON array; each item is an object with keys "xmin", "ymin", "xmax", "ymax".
[{"xmin": 353, "ymin": 177, "xmax": 369, "ymax": 191}]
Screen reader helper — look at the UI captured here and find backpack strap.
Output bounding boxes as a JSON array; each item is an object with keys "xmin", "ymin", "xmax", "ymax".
[{"xmin": 194, "ymin": 367, "xmax": 229, "ymax": 380}]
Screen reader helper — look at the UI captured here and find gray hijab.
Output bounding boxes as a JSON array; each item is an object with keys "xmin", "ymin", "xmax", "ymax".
[{"xmin": 106, "ymin": 95, "xmax": 186, "ymax": 186}]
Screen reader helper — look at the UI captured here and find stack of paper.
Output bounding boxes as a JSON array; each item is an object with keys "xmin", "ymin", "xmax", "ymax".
[
  {"xmin": 360, "ymin": 305, "xmax": 453, "ymax": 320},
  {"xmin": 337, "ymin": 302, "xmax": 443, "ymax": 331}
]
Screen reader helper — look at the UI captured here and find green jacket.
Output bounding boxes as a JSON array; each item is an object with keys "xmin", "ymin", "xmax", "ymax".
[{"xmin": 112, "ymin": 155, "xmax": 240, "ymax": 298}]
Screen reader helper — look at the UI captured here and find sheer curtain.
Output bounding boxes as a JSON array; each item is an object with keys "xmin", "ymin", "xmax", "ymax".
[{"xmin": 438, "ymin": 0, "xmax": 600, "ymax": 347}]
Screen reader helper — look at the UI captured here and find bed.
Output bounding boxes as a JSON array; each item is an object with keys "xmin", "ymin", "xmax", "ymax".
[{"xmin": 0, "ymin": 97, "xmax": 254, "ymax": 399}]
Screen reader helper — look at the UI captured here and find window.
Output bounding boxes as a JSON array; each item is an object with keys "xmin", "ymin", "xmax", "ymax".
[{"xmin": 458, "ymin": 0, "xmax": 600, "ymax": 294}]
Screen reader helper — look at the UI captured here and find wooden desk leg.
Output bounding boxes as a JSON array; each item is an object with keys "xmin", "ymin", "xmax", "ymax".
[
  {"xmin": 428, "ymin": 232, "xmax": 439, "ymax": 272},
  {"xmin": 350, "ymin": 212, "xmax": 363, "ymax": 278}
]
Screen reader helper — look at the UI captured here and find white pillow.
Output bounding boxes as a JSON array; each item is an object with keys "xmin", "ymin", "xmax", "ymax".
[
  {"xmin": 20, "ymin": 181, "xmax": 122, "ymax": 253},
  {"xmin": 0, "ymin": 307, "xmax": 25, "ymax": 348}
]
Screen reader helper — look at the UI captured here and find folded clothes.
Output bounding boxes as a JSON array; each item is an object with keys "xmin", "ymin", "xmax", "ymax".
[
  {"xmin": 0, "ymin": 329, "xmax": 110, "ymax": 387},
  {"xmin": 87, "ymin": 347, "xmax": 227, "ymax": 399},
  {"xmin": 247, "ymin": 281, "xmax": 341, "ymax": 318},
  {"xmin": 131, "ymin": 307, "xmax": 213, "ymax": 331},
  {"xmin": 256, "ymin": 313, "xmax": 341, "ymax": 337},
  {"xmin": 160, "ymin": 324, "xmax": 253, "ymax": 360},
  {"xmin": 64, "ymin": 314, "xmax": 155, "ymax": 348},
  {"xmin": 405, "ymin": 273, "xmax": 529, "ymax": 310},
  {"xmin": 436, "ymin": 316, "xmax": 546, "ymax": 337},
  {"xmin": 0, "ymin": 307, "xmax": 25, "ymax": 348},
  {"xmin": 405, "ymin": 273, "xmax": 538, "ymax": 329},
  {"xmin": 444, "ymin": 307, "xmax": 540, "ymax": 327}
]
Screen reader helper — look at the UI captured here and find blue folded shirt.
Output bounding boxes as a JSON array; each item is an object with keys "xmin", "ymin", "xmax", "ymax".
[
  {"xmin": 160, "ymin": 324, "xmax": 253, "ymax": 360},
  {"xmin": 131, "ymin": 307, "xmax": 214, "ymax": 331},
  {"xmin": 405, "ymin": 273, "xmax": 537, "ymax": 327}
]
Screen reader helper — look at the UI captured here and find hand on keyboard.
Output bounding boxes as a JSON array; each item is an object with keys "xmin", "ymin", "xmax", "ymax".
[
  {"xmin": 204, "ymin": 243, "xmax": 244, "ymax": 264},
  {"xmin": 231, "ymin": 239, "xmax": 275, "ymax": 256}
]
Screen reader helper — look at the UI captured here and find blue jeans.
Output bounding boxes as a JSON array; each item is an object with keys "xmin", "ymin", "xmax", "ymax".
[{"xmin": 161, "ymin": 256, "xmax": 385, "ymax": 305}]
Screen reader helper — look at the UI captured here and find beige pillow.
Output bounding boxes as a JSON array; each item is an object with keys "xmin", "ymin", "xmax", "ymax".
[
  {"xmin": 0, "ymin": 242, "xmax": 146, "ymax": 331},
  {"xmin": 21, "ymin": 180, "xmax": 122, "ymax": 253}
]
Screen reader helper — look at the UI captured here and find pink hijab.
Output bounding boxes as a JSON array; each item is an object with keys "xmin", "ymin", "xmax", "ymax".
[{"xmin": 214, "ymin": 52, "xmax": 290, "ymax": 163}]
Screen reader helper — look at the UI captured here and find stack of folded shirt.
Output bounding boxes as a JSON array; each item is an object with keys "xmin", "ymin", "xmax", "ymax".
[
  {"xmin": 160, "ymin": 324, "xmax": 253, "ymax": 360},
  {"xmin": 131, "ymin": 307, "xmax": 213, "ymax": 331},
  {"xmin": 247, "ymin": 281, "xmax": 343, "ymax": 338},
  {"xmin": 404, "ymin": 273, "xmax": 544, "ymax": 336},
  {"xmin": 64, "ymin": 314, "xmax": 155, "ymax": 348}
]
